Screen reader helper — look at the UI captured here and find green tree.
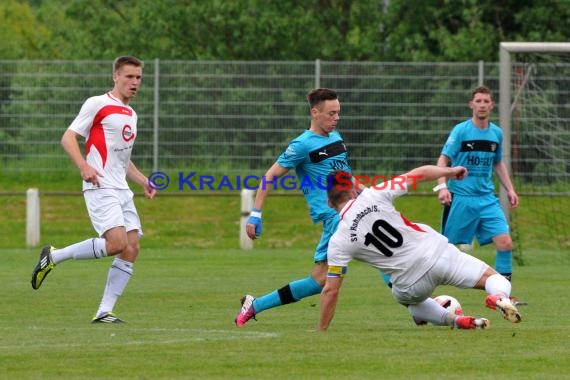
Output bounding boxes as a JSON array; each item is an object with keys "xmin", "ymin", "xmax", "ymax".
[
  {"xmin": 4, "ymin": 0, "xmax": 570, "ymax": 61},
  {"xmin": 0, "ymin": 0, "xmax": 53, "ymax": 59},
  {"xmin": 382, "ymin": 0, "xmax": 570, "ymax": 61},
  {"xmin": 22, "ymin": 0, "xmax": 386, "ymax": 61}
]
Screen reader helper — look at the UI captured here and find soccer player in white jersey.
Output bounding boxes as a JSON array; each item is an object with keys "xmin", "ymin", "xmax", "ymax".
[
  {"xmin": 317, "ymin": 166, "xmax": 522, "ymax": 331},
  {"xmin": 31, "ymin": 56, "xmax": 156, "ymax": 323}
]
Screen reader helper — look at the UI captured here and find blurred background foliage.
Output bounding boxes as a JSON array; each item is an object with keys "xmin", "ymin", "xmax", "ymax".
[{"xmin": 1, "ymin": 0, "xmax": 569, "ymax": 61}]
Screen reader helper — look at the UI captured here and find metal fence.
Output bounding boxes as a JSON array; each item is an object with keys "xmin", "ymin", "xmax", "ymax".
[
  {"xmin": 1, "ymin": 59, "xmax": 569, "ymax": 254},
  {"xmin": 2, "ymin": 59, "xmax": 569, "ymax": 192},
  {"xmin": 1, "ymin": 59, "xmax": 502, "ymax": 177}
]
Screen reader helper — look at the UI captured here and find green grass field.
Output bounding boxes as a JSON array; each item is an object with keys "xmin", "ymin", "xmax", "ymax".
[
  {"xmin": 2, "ymin": 246, "xmax": 569, "ymax": 379},
  {"xmin": 1, "ymin": 187, "xmax": 569, "ymax": 379}
]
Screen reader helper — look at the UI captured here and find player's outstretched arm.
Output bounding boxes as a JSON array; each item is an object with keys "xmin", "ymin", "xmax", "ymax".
[
  {"xmin": 317, "ymin": 276, "xmax": 343, "ymax": 331},
  {"xmin": 404, "ymin": 165, "xmax": 467, "ymax": 188},
  {"xmin": 435, "ymin": 155, "xmax": 453, "ymax": 205},
  {"xmin": 246, "ymin": 162, "xmax": 289, "ymax": 240}
]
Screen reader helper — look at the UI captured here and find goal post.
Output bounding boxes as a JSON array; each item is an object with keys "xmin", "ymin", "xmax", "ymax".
[
  {"xmin": 499, "ymin": 42, "xmax": 570, "ymax": 260},
  {"xmin": 499, "ymin": 42, "xmax": 570, "ymax": 215}
]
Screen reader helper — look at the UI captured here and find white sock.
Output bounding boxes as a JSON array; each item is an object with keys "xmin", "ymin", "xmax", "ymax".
[
  {"xmin": 96, "ymin": 257, "xmax": 133, "ymax": 317},
  {"xmin": 408, "ymin": 298, "xmax": 450, "ymax": 326},
  {"xmin": 51, "ymin": 238, "xmax": 107, "ymax": 264},
  {"xmin": 485, "ymin": 273, "xmax": 512, "ymax": 298}
]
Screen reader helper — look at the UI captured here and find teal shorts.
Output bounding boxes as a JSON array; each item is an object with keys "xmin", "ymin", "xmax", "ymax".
[
  {"xmin": 314, "ymin": 213, "xmax": 340, "ymax": 263},
  {"xmin": 442, "ymin": 193, "xmax": 509, "ymax": 246}
]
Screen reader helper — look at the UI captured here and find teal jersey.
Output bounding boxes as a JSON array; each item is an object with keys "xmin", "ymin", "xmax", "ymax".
[
  {"xmin": 278, "ymin": 130, "xmax": 352, "ymax": 222},
  {"xmin": 441, "ymin": 119, "xmax": 502, "ymax": 196}
]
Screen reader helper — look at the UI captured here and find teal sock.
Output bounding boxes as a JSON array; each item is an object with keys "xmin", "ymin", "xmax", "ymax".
[
  {"xmin": 252, "ymin": 290, "xmax": 281, "ymax": 313},
  {"xmin": 495, "ymin": 250, "xmax": 512, "ymax": 276},
  {"xmin": 380, "ymin": 271, "xmax": 392, "ymax": 288},
  {"xmin": 289, "ymin": 276, "xmax": 322, "ymax": 300},
  {"xmin": 252, "ymin": 276, "xmax": 322, "ymax": 314}
]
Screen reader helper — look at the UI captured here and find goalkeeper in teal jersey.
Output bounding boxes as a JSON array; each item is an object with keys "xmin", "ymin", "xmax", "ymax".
[
  {"xmin": 435, "ymin": 85, "xmax": 519, "ymax": 281},
  {"xmin": 235, "ymin": 88, "xmax": 368, "ymax": 327}
]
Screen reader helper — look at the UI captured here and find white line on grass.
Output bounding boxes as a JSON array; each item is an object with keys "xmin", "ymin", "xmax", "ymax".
[{"xmin": 0, "ymin": 327, "xmax": 279, "ymax": 350}]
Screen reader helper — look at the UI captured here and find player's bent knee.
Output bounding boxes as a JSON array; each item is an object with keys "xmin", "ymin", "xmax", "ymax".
[
  {"xmin": 474, "ymin": 267, "xmax": 497, "ymax": 289},
  {"xmin": 493, "ymin": 234, "xmax": 512, "ymax": 250},
  {"xmin": 311, "ymin": 262, "xmax": 328, "ymax": 285},
  {"xmin": 105, "ymin": 237, "xmax": 129, "ymax": 255},
  {"xmin": 496, "ymin": 241, "xmax": 513, "ymax": 251}
]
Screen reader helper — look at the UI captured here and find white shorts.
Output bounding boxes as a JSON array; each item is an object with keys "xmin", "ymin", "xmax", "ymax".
[
  {"xmin": 391, "ymin": 244, "xmax": 488, "ymax": 305},
  {"xmin": 84, "ymin": 188, "xmax": 143, "ymax": 238}
]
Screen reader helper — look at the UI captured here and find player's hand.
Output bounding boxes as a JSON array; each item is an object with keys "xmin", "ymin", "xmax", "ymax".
[
  {"xmin": 438, "ymin": 188, "xmax": 452, "ymax": 206},
  {"xmin": 79, "ymin": 163, "xmax": 103, "ymax": 187},
  {"xmin": 246, "ymin": 208, "xmax": 263, "ymax": 240},
  {"xmin": 450, "ymin": 166, "xmax": 467, "ymax": 180},
  {"xmin": 507, "ymin": 190, "xmax": 519, "ymax": 209},
  {"xmin": 143, "ymin": 181, "xmax": 157, "ymax": 199}
]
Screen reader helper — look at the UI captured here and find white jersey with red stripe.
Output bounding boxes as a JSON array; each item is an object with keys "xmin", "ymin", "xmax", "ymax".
[
  {"xmin": 327, "ymin": 181, "xmax": 450, "ymax": 288},
  {"xmin": 68, "ymin": 92, "xmax": 138, "ymax": 191}
]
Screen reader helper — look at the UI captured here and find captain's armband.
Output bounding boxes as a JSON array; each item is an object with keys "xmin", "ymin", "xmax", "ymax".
[{"xmin": 327, "ymin": 265, "xmax": 347, "ymax": 278}]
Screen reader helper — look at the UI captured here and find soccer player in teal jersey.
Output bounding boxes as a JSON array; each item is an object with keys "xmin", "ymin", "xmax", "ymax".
[
  {"xmin": 235, "ymin": 88, "xmax": 366, "ymax": 327},
  {"xmin": 434, "ymin": 85, "xmax": 519, "ymax": 282}
]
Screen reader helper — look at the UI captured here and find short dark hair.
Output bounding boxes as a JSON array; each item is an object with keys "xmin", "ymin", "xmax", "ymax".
[
  {"xmin": 307, "ymin": 88, "xmax": 338, "ymax": 109},
  {"xmin": 327, "ymin": 170, "xmax": 354, "ymax": 209},
  {"xmin": 113, "ymin": 56, "xmax": 144, "ymax": 73},
  {"xmin": 471, "ymin": 85, "xmax": 492, "ymax": 100}
]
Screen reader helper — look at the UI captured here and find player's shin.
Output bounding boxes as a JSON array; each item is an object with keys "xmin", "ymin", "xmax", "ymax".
[
  {"xmin": 495, "ymin": 250, "xmax": 513, "ymax": 280},
  {"xmin": 95, "ymin": 257, "xmax": 133, "ymax": 317},
  {"xmin": 288, "ymin": 276, "xmax": 322, "ymax": 301},
  {"xmin": 484, "ymin": 273, "xmax": 512, "ymax": 298},
  {"xmin": 407, "ymin": 298, "xmax": 449, "ymax": 326}
]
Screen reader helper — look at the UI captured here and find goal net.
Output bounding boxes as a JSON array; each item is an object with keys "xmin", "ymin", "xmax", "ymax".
[{"xmin": 499, "ymin": 43, "xmax": 570, "ymax": 263}]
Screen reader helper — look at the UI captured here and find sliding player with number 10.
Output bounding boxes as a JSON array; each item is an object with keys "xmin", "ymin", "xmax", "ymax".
[{"xmin": 318, "ymin": 165, "xmax": 522, "ymax": 331}]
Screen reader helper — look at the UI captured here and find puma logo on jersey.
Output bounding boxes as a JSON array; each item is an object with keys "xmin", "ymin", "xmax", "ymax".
[
  {"xmin": 460, "ymin": 140, "xmax": 498, "ymax": 153},
  {"xmin": 309, "ymin": 140, "xmax": 347, "ymax": 163}
]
